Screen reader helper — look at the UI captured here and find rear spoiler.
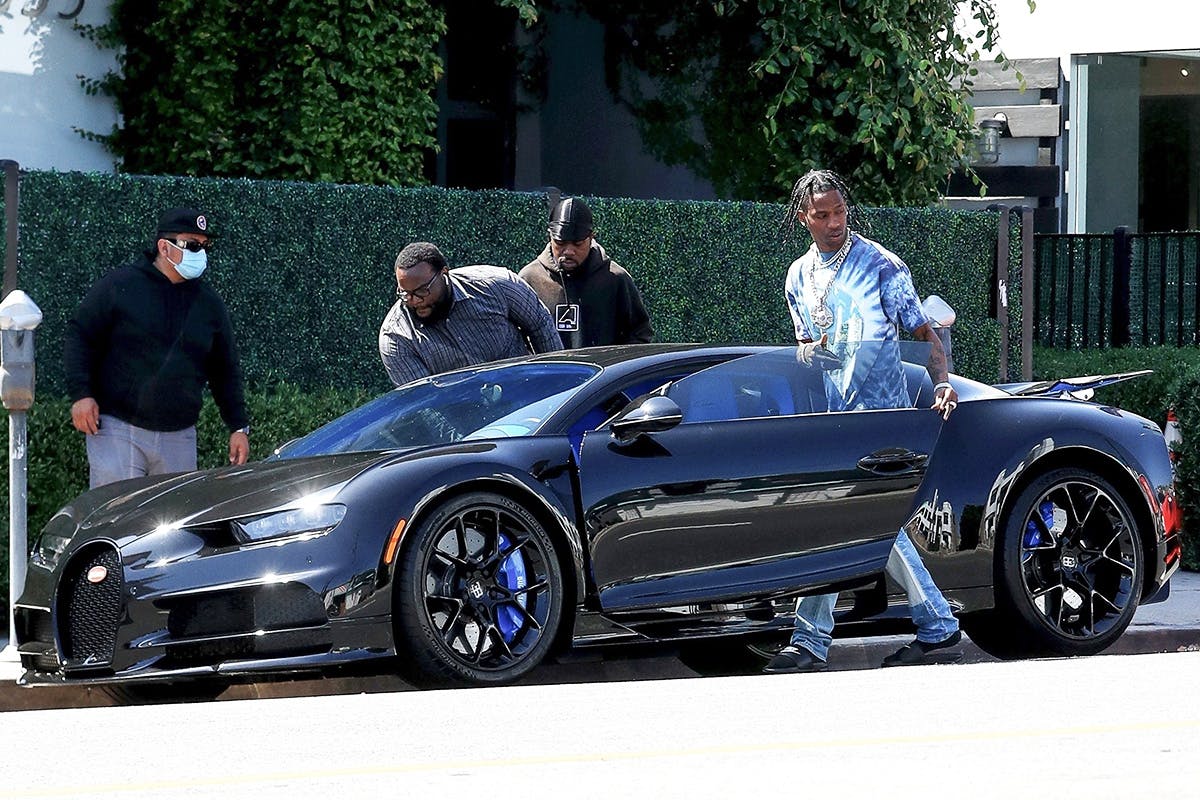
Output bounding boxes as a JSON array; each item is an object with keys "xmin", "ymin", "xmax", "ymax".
[{"xmin": 996, "ymin": 369, "xmax": 1153, "ymax": 398}]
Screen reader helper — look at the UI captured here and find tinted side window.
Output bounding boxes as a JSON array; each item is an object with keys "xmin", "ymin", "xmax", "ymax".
[{"xmin": 668, "ymin": 350, "xmax": 826, "ymax": 423}]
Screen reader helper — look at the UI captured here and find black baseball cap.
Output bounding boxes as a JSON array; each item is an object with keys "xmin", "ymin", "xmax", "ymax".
[
  {"xmin": 548, "ymin": 196, "xmax": 594, "ymax": 241},
  {"xmin": 157, "ymin": 207, "xmax": 215, "ymax": 238}
]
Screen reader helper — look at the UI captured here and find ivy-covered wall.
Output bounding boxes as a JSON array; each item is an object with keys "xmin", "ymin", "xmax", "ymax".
[{"xmin": 0, "ymin": 170, "xmax": 1006, "ymax": 611}]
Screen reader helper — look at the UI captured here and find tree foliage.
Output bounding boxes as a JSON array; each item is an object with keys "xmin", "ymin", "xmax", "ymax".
[
  {"xmin": 573, "ymin": 0, "xmax": 1034, "ymax": 205},
  {"xmin": 77, "ymin": 0, "xmax": 1031, "ymax": 203},
  {"xmin": 79, "ymin": 0, "xmax": 448, "ymax": 184}
]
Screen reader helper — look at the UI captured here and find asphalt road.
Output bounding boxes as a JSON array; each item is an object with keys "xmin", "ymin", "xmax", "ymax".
[{"xmin": 1, "ymin": 650, "xmax": 1197, "ymax": 799}]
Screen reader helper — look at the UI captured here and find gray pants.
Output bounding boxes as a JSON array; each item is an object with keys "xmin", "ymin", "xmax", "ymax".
[{"xmin": 86, "ymin": 414, "xmax": 197, "ymax": 489}]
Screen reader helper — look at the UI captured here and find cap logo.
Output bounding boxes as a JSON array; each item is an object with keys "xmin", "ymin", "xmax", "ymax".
[{"xmin": 195, "ymin": 215, "xmax": 208, "ymax": 231}]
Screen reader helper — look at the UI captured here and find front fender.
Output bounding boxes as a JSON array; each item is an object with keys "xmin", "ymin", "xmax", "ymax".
[{"xmin": 348, "ymin": 438, "xmax": 586, "ymax": 604}]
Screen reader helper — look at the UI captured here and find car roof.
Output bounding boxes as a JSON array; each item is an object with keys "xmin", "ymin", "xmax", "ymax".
[{"xmin": 519, "ymin": 343, "xmax": 781, "ymax": 370}]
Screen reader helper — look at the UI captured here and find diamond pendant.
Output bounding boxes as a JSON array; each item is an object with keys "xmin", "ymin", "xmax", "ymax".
[{"xmin": 812, "ymin": 304, "xmax": 834, "ymax": 329}]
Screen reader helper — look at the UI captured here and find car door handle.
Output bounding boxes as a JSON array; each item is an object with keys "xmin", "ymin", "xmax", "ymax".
[{"xmin": 857, "ymin": 450, "xmax": 928, "ymax": 474}]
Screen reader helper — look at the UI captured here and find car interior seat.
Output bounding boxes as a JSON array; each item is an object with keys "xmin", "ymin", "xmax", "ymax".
[
  {"xmin": 673, "ymin": 374, "xmax": 739, "ymax": 423},
  {"xmin": 735, "ymin": 374, "xmax": 797, "ymax": 417}
]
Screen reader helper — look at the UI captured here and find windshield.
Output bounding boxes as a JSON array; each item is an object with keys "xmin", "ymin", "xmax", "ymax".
[{"xmin": 273, "ymin": 362, "xmax": 600, "ymax": 458}]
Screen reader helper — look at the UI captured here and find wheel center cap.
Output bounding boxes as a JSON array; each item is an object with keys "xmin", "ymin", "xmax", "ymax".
[
  {"xmin": 467, "ymin": 579, "xmax": 486, "ymax": 600},
  {"xmin": 1060, "ymin": 552, "xmax": 1078, "ymax": 570}
]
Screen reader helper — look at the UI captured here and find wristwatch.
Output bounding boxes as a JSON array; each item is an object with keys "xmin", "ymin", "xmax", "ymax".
[{"xmin": 235, "ymin": 426, "xmax": 251, "ymax": 436}]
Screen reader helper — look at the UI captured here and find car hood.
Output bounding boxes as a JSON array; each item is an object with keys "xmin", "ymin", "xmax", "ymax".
[{"xmin": 69, "ymin": 451, "xmax": 390, "ymax": 541}]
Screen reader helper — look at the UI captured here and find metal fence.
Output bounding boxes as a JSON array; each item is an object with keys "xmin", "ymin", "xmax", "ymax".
[{"xmin": 1035, "ymin": 228, "xmax": 1200, "ymax": 348}]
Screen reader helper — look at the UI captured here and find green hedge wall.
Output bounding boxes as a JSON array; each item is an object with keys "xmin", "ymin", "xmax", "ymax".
[
  {"xmin": 7, "ymin": 171, "xmax": 1002, "ymax": 395},
  {"xmin": 0, "ymin": 169, "xmax": 1005, "ymax": 616}
]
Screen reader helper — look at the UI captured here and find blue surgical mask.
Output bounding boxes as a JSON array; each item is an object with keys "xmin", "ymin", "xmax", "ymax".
[{"xmin": 168, "ymin": 241, "xmax": 208, "ymax": 279}]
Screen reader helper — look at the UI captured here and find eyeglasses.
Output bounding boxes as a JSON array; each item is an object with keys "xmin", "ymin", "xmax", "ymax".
[
  {"xmin": 165, "ymin": 238, "xmax": 212, "ymax": 253},
  {"xmin": 396, "ymin": 271, "xmax": 443, "ymax": 301}
]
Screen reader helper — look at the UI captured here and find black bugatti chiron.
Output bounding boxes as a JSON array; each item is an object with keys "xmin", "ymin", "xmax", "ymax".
[{"xmin": 14, "ymin": 342, "xmax": 1183, "ymax": 692}]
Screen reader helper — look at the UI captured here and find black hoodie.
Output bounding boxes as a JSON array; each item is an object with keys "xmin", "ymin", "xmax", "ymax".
[
  {"xmin": 517, "ymin": 242, "xmax": 653, "ymax": 349},
  {"xmin": 64, "ymin": 252, "xmax": 248, "ymax": 432}
]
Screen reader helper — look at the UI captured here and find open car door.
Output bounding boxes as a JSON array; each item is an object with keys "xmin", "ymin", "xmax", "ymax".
[{"xmin": 576, "ymin": 346, "xmax": 946, "ymax": 611}]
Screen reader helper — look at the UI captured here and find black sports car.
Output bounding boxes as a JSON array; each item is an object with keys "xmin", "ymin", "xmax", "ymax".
[{"xmin": 14, "ymin": 343, "xmax": 1183, "ymax": 692}]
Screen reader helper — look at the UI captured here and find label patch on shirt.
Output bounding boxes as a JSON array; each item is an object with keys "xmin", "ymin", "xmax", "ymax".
[{"xmin": 555, "ymin": 304, "xmax": 580, "ymax": 332}]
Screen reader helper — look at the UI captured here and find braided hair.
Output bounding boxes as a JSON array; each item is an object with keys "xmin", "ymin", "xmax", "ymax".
[{"xmin": 781, "ymin": 169, "xmax": 859, "ymax": 244}]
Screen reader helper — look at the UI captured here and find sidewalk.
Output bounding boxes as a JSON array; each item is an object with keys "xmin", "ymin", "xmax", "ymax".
[{"xmin": 3, "ymin": 571, "xmax": 1198, "ymax": 710}]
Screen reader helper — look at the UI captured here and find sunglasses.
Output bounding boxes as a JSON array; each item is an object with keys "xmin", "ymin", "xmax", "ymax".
[{"xmin": 165, "ymin": 238, "xmax": 212, "ymax": 253}]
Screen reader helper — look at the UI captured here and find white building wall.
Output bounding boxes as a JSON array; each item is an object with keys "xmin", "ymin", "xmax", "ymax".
[{"xmin": 0, "ymin": 0, "xmax": 119, "ymax": 172}]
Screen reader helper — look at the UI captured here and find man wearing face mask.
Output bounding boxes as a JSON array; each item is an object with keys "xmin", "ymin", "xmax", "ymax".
[
  {"xmin": 518, "ymin": 196, "xmax": 653, "ymax": 349},
  {"xmin": 65, "ymin": 207, "xmax": 250, "ymax": 488}
]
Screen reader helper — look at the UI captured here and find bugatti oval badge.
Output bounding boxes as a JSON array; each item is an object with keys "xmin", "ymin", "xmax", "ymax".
[{"xmin": 86, "ymin": 565, "xmax": 108, "ymax": 584}]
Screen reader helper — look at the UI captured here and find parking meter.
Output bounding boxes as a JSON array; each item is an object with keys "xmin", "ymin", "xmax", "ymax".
[
  {"xmin": 0, "ymin": 290, "xmax": 41, "ymax": 410},
  {"xmin": 1, "ymin": 289, "xmax": 42, "ymax": 658}
]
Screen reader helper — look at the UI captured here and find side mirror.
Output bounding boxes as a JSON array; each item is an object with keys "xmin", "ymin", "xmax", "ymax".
[{"xmin": 610, "ymin": 395, "xmax": 683, "ymax": 444}]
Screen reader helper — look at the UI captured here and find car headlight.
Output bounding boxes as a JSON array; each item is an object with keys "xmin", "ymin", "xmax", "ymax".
[
  {"xmin": 30, "ymin": 511, "xmax": 77, "ymax": 570},
  {"xmin": 232, "ymin": 504, "xmax": 347, "ymax": 544}
]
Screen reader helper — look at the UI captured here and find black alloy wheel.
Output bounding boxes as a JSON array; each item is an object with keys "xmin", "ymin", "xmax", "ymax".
[
  {"xmin": 971, "ymin": 467, "xmax": 1143, "ymax": 659},
  {"xmin": 394, "ymin": 492, "xmax": 564, "ymax": 687}
]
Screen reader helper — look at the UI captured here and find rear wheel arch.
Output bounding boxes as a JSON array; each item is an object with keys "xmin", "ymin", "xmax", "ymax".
[
  {"xmin": 993, "ymin": 446, "xmax": 1158, "ymax": 599},
  {"xmin": 967, "ymin": 454, "xmax": 1148, "ymax": 659}
]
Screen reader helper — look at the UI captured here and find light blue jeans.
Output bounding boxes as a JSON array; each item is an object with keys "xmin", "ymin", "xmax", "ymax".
[
  {"xmin": 788, "ymin": 530, "xmax": 959, "ymax": 661},
  {"xmin": 86, "ymin": 414, "xmax": 197, "ymax": 489}
]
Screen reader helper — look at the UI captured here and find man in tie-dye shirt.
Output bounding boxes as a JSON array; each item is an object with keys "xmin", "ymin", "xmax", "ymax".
[{"xmin": 765, "ymin": 169, "xmax": 963, "ymax": 674}]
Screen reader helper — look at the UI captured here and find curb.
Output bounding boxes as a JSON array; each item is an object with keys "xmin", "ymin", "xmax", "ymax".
[{"xmin": 4, "ymin": 625, "xmax": 1200, "ymax": 711}]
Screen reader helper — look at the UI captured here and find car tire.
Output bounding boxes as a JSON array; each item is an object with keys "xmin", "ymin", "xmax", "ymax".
[
  {"xmin": 971, "ymin": 467, "xmax": 1144, "ymax": 659},
  {"xmin": 393, "ymin": 491, "xmax": 564, "ymax": 688}
]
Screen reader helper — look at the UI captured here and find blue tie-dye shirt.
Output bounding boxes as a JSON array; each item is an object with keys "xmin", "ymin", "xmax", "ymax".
[{"xmin": 784, "ymin": 233, "xmax": 929, "ymax": 411}]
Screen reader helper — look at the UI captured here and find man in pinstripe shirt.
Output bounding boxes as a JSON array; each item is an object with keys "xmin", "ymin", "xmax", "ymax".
[{"xmin": 378, "ymin": 242, "xmax": 561, "ymax": 387}]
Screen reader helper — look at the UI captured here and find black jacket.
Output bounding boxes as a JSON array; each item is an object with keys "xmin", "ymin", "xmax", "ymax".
[
  {"xmin": 518, "ymin": 242, "xmax": 653, "ymax": 349},
  {"xmin": 64, "ymin": 253, "xmax": 248, "ymax": 432}
]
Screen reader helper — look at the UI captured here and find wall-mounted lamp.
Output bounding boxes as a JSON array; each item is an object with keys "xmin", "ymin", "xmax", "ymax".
[{"xmin": 974, "ymin": 113, "xmax": 1008, "ymax": 165}]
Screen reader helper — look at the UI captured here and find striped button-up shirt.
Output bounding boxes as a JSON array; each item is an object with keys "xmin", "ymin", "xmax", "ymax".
[{"xmin": 378, "ymin": 265, "xmax": 561, "ymax": 386}]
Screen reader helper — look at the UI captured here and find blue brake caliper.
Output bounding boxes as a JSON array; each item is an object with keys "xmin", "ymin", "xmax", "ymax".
[
  {"xmin": 495, "ymin": 533, "xmax": 528, "ymax": 642},
  {"xmin": 1024, "ymin": 500, "xmax": 1057, "ymax": 549}
]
